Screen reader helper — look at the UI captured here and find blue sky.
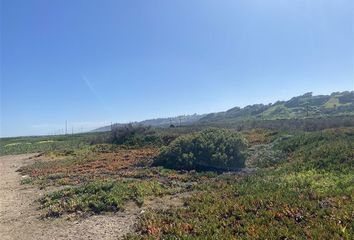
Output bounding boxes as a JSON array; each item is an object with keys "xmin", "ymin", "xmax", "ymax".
[{"xmin": 1, "ymin": 0, "xmax": 353, "ymax": 137}]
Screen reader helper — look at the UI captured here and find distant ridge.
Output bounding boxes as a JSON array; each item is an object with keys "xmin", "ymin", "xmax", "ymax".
[
  {"xmin": 93, "ymin": 114, "xmax": 206, "ymax": 132},
  {"xmin": 93, "ymin": 91, "xmax": 354, "ymax": 132},
  {"xmin": 198, "ymin": 91, "xmax": 354, "ymax": 124}
]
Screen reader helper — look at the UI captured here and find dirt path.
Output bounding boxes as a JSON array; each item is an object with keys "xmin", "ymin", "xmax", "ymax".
[{"xmin": 0, "ymin": 154, "xmax": 138, "ymax": 240}]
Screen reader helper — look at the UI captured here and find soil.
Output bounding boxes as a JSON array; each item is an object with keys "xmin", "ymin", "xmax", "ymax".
[{"xmin": 0, "ymin": 154, "xmax": 139, "ymax": 240}]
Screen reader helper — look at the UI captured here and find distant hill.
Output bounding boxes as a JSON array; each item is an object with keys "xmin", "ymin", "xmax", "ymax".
[
  {"xmin": 93, "ymin": 114, "xmax": 206, "ymax": 132},
  {"xmin": 93, "ymin": 91, "xmax": 353, "ymax": 132},
  {"xmin": 199, "ymin": 91, "xmax": 354, "ymax": 124}
]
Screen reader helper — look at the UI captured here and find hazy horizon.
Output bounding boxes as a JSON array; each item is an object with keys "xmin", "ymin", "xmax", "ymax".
[{"xmin": 1, "ymin": 0, "xmax": 353, "ymax": 137}]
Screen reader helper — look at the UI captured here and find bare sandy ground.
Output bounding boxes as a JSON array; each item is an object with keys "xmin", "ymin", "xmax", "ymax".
[{"xmin": 0, "ymin": 154, "xmax": 138, "ymax": 240}]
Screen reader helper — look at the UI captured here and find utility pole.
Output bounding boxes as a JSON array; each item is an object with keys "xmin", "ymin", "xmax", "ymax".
[{"xmin": 65, "ymin": 121, "xmax": 68, "ymax": 135}]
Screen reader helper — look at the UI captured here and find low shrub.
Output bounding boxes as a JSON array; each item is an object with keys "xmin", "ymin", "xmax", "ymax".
[
  {"xmin": 109, "ymin": 124, "xmax": 159, "ymax": 146},
  {"xmin": 153, "ymin": 128, "xmax": 248, "ymax": 171}
]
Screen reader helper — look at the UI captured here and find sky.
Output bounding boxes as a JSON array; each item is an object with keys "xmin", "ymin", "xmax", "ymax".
[{"xmin": 1, "ymin": 0, "xmax": 353, "ymax": 137}]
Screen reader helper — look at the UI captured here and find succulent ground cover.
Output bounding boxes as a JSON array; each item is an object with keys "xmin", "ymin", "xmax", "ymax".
[
  {"xmin": 16, "ymin": 127, "xmax": 354, "ymax": 239},
  {"xmin": 18, "ymin": 147, "xmax": 159, "ymax": 187},
  {"xmin": 126, "ymin": 128, "xmax": 354, "ymax": 239}
]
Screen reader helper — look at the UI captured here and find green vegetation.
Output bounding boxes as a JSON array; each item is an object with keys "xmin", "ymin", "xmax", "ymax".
[
  {"xmin": 276, "ymin": 128, "xmax": 354, "ymax": 171},
  {"xmin": 109, "ymin": 124, "xmax": 160, "ymax": 146},
  {"xmin": 18, "ymin": 146, "xmax": 159, "ymax": 188},
  {"xmin": 200, "ymin": 91, "xmax": 354, "ymax": 124},
  {"xmin": 128, "ymin": 171, "xmax": 352, "ymax": 239},
  {"xmin": 40, "ymin": 180, "xmax": 167, "ymax": 217},
  {"xmin": 0, "ymin": 133, "xmax": 107, "ymax": 156},
  {"xmin": 0, "ymin": 127, "xmax": 174, "ymax": 156},
  {"xmin": 89, "ymin": 91, "xmax": 353, "ymax": 133},
  {"xmin": 9, "ymin": 126, "xmax": 353, "ymax": 239},
  {"xmin": 262, "ymin": 104, "xmax": 294, "ymax": 119},
  {"xmin": 2, "ymin": 102, "xmax": 354, "ymax": 239},
  {"xmin": 127, "ymin": 128, "xmax": 354, "ymax": 239},
  {"xmin": 94, "ymin": 114, "xmax": 206, "ymax": 131},
  {"xmin": 153, "ymin": 128, "xmax": 247, "ymax": 171}
]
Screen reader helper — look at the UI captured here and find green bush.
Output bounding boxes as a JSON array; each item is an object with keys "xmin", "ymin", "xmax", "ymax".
[
  {"xmin": 109, "ymin": 124, "xmax": 159, "ymax": 146},
  {"xmin": 153, "ymin": 128, "xmax": 247, "ymax": 171}
]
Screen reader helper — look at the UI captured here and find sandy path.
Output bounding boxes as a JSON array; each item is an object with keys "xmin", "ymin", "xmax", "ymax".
[{"xmin": 0, "ymin": 154, "xmax": 138, "ymax": 240}]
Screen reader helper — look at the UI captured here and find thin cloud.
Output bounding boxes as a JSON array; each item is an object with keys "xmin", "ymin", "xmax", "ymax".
[
  {"xmin": 82, "ymin": 74, "xmax": 103, "ymax": 103},
  {"xmin": 81, "ymin": 73, "xmax": 114, "ymax": 115}
]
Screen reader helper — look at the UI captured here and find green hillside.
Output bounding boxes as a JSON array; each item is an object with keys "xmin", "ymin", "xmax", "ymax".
[{"xmin": 199, "ymin": 91, "xmax": 354, "ymax": 123}]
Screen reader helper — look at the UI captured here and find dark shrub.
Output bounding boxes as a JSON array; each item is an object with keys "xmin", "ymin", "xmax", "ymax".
[
  {"xmin": 159, "ymin": 133, "xmax": 179, "ymax": 145},
  {"xmin": 153, "ymin": 128, "xmax": 248, "ymax": 171},
  {"xmin": 109, "ymin": 124, "xmax": 159, "ymax": 146},
  {"xmin": 91, "ymin": 144, "xmax": 114, "ymax": 153}
]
